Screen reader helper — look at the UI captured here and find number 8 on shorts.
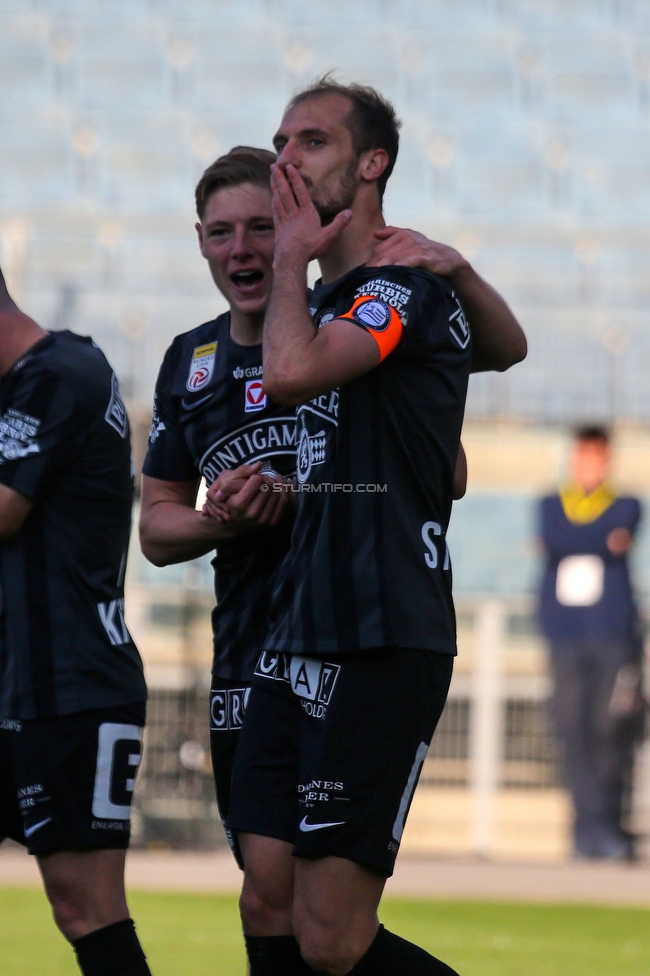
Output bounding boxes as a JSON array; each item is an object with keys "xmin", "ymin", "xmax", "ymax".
[{"xmin": 92, "ymin": 723, "xmax": 142, "ymax": 821}]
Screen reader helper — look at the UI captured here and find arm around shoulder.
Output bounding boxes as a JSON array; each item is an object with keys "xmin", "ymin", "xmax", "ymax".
[
  {"xmin": 450, "ymin": 265, "xmax": 527, "ymax": 373},
  {"xmin": 368, "ymin": 229, "xmax": 526, "ymax": 373}
]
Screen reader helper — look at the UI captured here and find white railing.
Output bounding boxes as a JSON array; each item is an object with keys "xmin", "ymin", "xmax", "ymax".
[{"xmin": 469, "ymin": 600, "xmax": 507, "ymax": 859}]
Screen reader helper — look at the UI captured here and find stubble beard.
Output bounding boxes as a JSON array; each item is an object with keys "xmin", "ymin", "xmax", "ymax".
[{"xmin": 306, "ymin": 158, "xmax": 359, "ymax": 226}]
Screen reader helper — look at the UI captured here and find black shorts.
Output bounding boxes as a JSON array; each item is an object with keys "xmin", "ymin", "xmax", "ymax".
[
  {"xmin": 0, "ymin": 702, "xmax": 145, "ymax": 857},
  {"xmin": 209, "ymin": 678, "xmax": 251, "ymax": 867},
  {"xmin": 227, "ymin": 648, "xmax": 453, "ymax": 876}
]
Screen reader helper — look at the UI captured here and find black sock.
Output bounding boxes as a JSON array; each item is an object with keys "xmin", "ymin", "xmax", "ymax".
[
  {"xmin": 73, "ymin": 919, "xmax": 152, "ymax": 976},
  {"xmin": 347, "ymin": 924, "xmax": 460, "ymax": 976},
  {"xmin": 245, "ymin": 934, "xmax": 313, "ymax": 975}
]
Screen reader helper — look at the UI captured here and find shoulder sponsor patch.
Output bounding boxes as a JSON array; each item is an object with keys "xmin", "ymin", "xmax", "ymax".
[
  {"xmin": 0, "ymin": 408, "xmax": 42, "ymax": 462},
  {"xmin": 353, "ymin": 277, "xmax": 413, "ymax": 317},
  {"xmin": 187, "ymin": 342, "xmax": 217, "ymax": 392},
  {"xmin": 105, "ymin": 373, "xmax": 129, "ymax": 438}
]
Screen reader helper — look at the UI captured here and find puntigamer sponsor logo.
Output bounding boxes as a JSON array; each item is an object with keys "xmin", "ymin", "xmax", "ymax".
[
  {"xmin": 306, "ymin": 391, "xmax": 339, "ymax": 419},
  {"xmin": 199, "ymin": 416, "xmax": 296, "ymax": 483}
]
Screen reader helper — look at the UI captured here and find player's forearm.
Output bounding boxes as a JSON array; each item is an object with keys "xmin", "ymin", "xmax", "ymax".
[
  {"xmin": 451, "ymin": 266, "xmax": 527, "ymax": 372},
  {"xmin": 263, "ymin": 251, "xmax": 317, "ymax": 404},
  {"xmin": 139, "ymin": 502, "xmax": 241, "ymax": 567}
]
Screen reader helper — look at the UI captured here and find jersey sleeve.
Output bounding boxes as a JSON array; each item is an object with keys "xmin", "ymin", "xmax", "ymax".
[
  {"xmin": 142, "ymin": 344, "xmax": 197, "ymax": 482},
  {"xmin": 335, "ymin": 270, "xmax": 421, "ymax": 362},
  {"xmin": 337, "ymin": 293, "xmax": 404, "ymax": 362},
  {"xmin": 0, "ymin": 363, "xmax": 85, "ymax": 500},
  {"xmin": 335, "ymin": 269, "xmax": 464, "ymax": 363}
]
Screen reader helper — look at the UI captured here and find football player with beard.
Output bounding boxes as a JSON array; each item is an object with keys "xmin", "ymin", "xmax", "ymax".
[{"xmin": 221, "ymin": 81, "xmax": 526, "ymax": 976}]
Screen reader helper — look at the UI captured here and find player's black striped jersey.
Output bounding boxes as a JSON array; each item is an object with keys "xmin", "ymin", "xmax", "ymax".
[
  {"xmin": 0, "ymin": 331, "xmax": 146, "ymax": 720},
  {"xmin": 264, "ymin": 265, "xmax": 471, "ymax": 657},
  {"xmin": 142, "ymin": 313, "xmax": 296, "ymax": 682}
]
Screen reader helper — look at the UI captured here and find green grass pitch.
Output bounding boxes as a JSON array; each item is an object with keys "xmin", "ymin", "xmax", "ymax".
[{"xmin": 2, "ymin": 886, "xmax": 649, "ymax": 975}]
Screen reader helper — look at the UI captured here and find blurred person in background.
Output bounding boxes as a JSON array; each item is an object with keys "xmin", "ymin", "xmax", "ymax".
[
  {"xmin": 0, "ymin": 268, "xmax": 151, "ymax": 975},
  {"xmin": 538, "ymin": 425, "xmax": 645, "ymax": 861}
]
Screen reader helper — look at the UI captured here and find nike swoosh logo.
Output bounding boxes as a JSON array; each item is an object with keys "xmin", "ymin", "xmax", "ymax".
[
  {"xmin": 299, "ymin": 817, "xmax": 346, "ymax": 832},
  {"xmin": 24, "ymin": 817, "xmax": 52, "ymax": 838},
  {"xmin": 181, "ymin": 394, "xmax": 213, "ymax": 411}
]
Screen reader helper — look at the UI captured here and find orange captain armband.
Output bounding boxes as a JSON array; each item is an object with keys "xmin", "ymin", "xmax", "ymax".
[{"xmin": 338, "ymin": 295, "xmax": 404, "ymax": 362}]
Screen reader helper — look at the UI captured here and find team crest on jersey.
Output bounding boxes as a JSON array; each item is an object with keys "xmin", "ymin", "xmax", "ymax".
[
  {"xmin": 352, "ymin": 298, "xmax": 392, "ymax": 331},
  {"xmin": 245, "ymin": 379, "xmax": 267, "ymax": 413},
  {"xmin": 186, "ymin": 342, "xmax": 217, "ymax": 392},
  {"xmin": 448, "ymin": 293, "xmax": 470, "ymax": 349},
  {"xmin": 296, "ymin": 421, "xmax": 326, "ymax": 484}
]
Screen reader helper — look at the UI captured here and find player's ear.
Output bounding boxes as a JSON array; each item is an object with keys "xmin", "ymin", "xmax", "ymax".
[
  {"xmin": 359, "ymin": 148, "xmax": 389, "ymax": 186},
  {"xmin": 195, "ymin": 222, "xmax": 206, "ymax": 255}
]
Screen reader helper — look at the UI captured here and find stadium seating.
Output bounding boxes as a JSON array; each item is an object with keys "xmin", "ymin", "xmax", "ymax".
[{"xmin": 1, "ymin": 0, "xmax": 648, "ymax": 425}]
